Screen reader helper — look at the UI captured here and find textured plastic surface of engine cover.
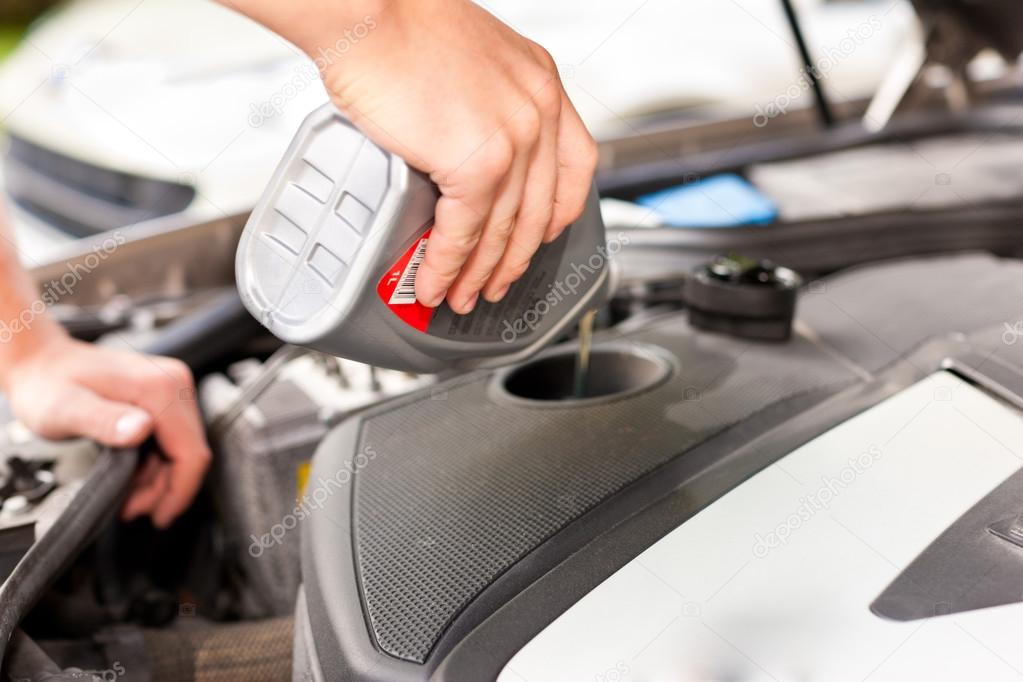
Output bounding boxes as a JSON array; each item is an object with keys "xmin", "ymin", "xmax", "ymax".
[
  {"xmin": 342, "ymin": 327, "xmax": 861, "ymax": 663},
  {"xmin": 305, "ymin": 253, "xmax": 1023, "ymax": 672}
]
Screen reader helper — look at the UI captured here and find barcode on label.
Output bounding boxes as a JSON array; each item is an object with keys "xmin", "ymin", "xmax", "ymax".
[{"xmin": 388, "ymin": 237, "xmax": 428, "ymax": 305}]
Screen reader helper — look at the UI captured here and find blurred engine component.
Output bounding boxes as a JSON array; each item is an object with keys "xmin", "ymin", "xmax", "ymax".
[
  {"xmin": 749, "ymin": 132, "xmax": 1023, "ymax": 222},
  {"xmin": 685, "ymin": 255, "xmax": 801, "ymax": 341},
  {"xmin": 200, "ymin": 347, "xmax": 431, "ymax": 617},
  {"xmin": 0, "ymin": 457, "xmax": 57, "ymax": 514},
  {"xmin": 868, "ymin": 0, "xmax": 1023, "ymax": 129},
  {"xmin": 0, "ymin": 439, "xmax": 137, "ymax": 669},
  {"xmin": 911, "ymin": 0, "xmax": 1023, "ymax": 66}
]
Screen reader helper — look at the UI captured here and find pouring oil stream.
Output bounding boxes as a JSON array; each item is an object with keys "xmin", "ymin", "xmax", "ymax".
[{"xmin": 573, "ymin": 309, "xmax": 597, "ymax": 398}]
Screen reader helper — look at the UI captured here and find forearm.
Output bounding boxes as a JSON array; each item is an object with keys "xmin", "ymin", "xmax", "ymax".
[
  {"xmin": 0, "ymin": 215, "xmax": 64, "ymax": 384},
  {"xmin": 218, "ymin": 0, "xmax": 388, "ymax": 58}
]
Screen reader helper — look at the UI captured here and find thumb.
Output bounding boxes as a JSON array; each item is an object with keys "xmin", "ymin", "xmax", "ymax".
[{"xmin": 49, "ymin": 386, "xmax": 153, "ymax": 447}]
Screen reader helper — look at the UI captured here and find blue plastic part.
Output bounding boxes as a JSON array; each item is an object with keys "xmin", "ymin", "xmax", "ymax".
[{"xmin": 636, "ymin": 174, "xmax": 777, "ymax": 228}]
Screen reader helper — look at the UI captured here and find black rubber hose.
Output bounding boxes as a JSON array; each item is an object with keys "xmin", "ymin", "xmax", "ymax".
[
  {"xmin": 0, "ymin": 448, "xmax": 137, "ymax": 673},
  {"xmin": 1, "ymin": 289, "xmax": 262, "ymax": 671},
  {"xmin": 140, "ymin": 289, "xmax": 264, "ymax": 369}
]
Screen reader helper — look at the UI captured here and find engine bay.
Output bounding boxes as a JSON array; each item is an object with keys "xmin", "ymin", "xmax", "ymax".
[{"xmin": 6, "ymin": 80, "xmax": 1023, "ymax": 681}]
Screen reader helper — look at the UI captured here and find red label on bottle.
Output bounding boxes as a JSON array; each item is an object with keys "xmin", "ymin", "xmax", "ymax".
[{"xmin": 376, "ymin": 228, "xmax": 434, "ymax": 332}]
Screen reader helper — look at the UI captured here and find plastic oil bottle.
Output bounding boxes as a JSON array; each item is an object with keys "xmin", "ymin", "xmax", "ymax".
[{"xmin": 236, "ymin": 103, "xmax": 610, "ymax": 374}]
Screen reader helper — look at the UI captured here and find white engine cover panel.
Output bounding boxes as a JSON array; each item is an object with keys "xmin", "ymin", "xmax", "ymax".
[{"xmin": 500, "ymin": 372, "xmax": 1023, "ymax": 682}]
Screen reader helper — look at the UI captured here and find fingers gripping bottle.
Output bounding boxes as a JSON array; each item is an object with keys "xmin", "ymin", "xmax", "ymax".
[{"xmin": 236, "ymin": 103, "xmax": 610, "ymax": 373}]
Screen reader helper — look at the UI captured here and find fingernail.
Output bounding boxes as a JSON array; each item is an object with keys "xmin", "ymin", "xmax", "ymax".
[
  {"xmin": 544, "ymin": 227, "xmax": 564, "ymax": 243},
  {"xmin": 420, "ymin": 292, "xmax": 445, "ymax": 308},
  {"xmin": 459, "ymin": 292, "xmax": 479, "ymax": 314},
  {"xmin": 116, "ymin": 410, "xmax": 150, "ymax": 441},
  {"xmin": 489, "ymin": 283, "xmax": 510, "ymax": 302}
]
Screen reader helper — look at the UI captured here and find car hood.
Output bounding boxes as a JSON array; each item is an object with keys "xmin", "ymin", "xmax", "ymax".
[{"xmin": 0, "ymin": 0, "xmax": 326, "ymax": 206}]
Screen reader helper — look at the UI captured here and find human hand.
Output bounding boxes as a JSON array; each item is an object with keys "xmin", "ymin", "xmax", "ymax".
[
  {"xmin": 230, "ymin": 0, "xmax": 598, "ymax": 313},
  {"xmin": 1, "ymin": 329, "xmax": 210, "ymax": 528}
]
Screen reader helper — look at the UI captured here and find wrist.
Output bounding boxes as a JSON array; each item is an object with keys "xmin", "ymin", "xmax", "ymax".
[
  {"xmin": 0, "ymin": 312, "xmax": 67, "ymax": 391},
  {"xmin": 297, "ymin": 0, "xmax": 396, "ymax": 83}
]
